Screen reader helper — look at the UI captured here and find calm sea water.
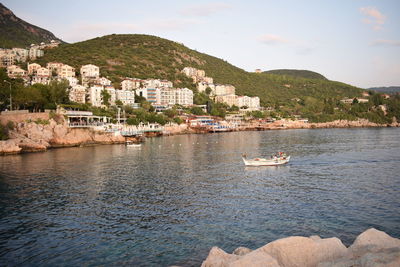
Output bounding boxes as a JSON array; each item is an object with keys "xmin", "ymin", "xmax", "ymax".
[{"xmin": 0, "ymin": 128, "xmax": 399, "ymax": 266}]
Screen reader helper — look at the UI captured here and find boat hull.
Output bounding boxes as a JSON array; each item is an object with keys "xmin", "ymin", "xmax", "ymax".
[{"xmin": 242, "ymin": 156, "xmax": 290, "ymax": 166}]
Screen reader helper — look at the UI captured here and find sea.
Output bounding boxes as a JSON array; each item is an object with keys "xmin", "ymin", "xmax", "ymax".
[{"xmin": 0, "ymin": 128, "xmax": 399, "ymax": 266}]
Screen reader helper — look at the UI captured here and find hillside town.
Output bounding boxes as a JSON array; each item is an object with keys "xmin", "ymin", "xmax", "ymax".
[
  {"xmin": 3, "ymin": 49, "xmax": 261, "ymax": 112},
  {"xmin": 0, "ymin": 40, "xmax": 60, "ymax": 67},
  {"xmin": 182, "ymin": 67, "xmax": 260, "ymax": 110}
]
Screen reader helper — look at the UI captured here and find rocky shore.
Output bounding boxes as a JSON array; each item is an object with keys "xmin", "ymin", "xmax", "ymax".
[
  {"xmin": 1, "ymin": 113, "xmax": 399, "ymax": 156},
  {"xmin": 201, "ymin": 228, "xmax": 400, "ymax": 267},
  {"xmin": 0, "ymin": 116, "xmax": 125, "ymax": 155}
]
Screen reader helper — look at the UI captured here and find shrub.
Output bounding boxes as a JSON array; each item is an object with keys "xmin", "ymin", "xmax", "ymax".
[
  {"xmin": 35, "ymin": 118, "xmax": 50, "ymax": 125},
  {"xmin": 173, "ymin": 117, "xmax": 183, "ymax": 125},
  {"xmin": 0, "ymin": 124, "xmax": 9, "ymax": 140},
  {"xmin": 6, "ymin": 121, "xmax": 15, "ymax": 130}
]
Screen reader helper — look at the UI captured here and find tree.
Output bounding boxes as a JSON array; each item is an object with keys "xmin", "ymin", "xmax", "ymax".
[
  {"xmin": 126, "ymin": 117, "xmax": 140, "ymax": 125},
  {"xmin": 163, "ymin": 108, "xmax": 178, "ymax": 118},
  {"xmin": 47, "ymin": 79, "xmax": 70, "ymax": 106},
  {"xmin": 370, "ymin": 94, "xmax": 383, "ymax": 106},
  {"xmin": 251, "ymin": 110, "xmax": 264, "ymax": 119},
  {"xmin": 173, "ymin": 117, "xmax": 183, "ymax": 124},
  {"xmin": 190, "ymin": 106, "xmax": 205, "ymax": 115},
  {"xmin": 205, "ymin": 87, "xmax": 212, "ymax": 95},
  {"xmin": 115, "ymin": 100, "xmax": 123, "ymax": 106},
  {"xmin": 101, "ymin": 89, "xmax": 111, "ymax": 107},
  {"xmin": 229, "ymin": 105, "xmax": 239, "ymax": 112}
]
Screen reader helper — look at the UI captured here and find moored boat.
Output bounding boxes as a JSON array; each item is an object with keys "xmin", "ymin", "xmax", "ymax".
[
  {"xmin": 242, "ymin": 153, "xmax": 290, "ymax": 166},
  {"xmin": 126, "ymin": 141, "xmax": 141, "ymax": 147}
]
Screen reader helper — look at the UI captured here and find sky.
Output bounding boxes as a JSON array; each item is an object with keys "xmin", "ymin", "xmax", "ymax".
[{"xmin": 3, "ymin": 0, "xmax": 400, "ymax": 88}]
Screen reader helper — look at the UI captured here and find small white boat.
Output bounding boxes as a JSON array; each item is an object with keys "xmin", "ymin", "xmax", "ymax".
[
  {"xmin": 242, "ymin": 153, "xmax": 290, "ymax": 166},
  {"xmin": 126, "ymin": 141, "xmax": 141, "ymax": 148}
]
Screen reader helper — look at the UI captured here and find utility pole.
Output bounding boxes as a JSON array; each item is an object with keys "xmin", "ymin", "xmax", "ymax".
[
  {"xmin": 117, "ymin": 107, "xmax": 121, "ymax": 126},
  {"xmin": 3, "ymin": 80, "xmax": 12, "ymax": 111}
]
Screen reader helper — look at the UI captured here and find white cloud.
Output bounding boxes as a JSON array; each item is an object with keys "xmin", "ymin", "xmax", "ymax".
[
  {"xmin": 181, "ymin": 3, "xmax": 231, "ymax": 17},
  {"xmin": 258, "ymin": 34, "xmax": 289, "ymax": 45},
  {"xmin": 371, "ymin": 39, "xmax": 400, "ymax": 47},
  {"xmin": 360, "ymin": 6, "xmax": 386, "ymax": 31}
]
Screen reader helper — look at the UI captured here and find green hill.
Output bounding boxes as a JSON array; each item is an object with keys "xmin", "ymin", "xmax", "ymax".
[
  {"xmin": 0, "ymin": 3, "xmax": 63, "ymax": 48},
  {"xmin": 264, "ymin": 69, "xmax": 327, "ymax": 80},
  {"xmin": 35, "ymin": 34, "xmax": 361, "ymax": 106}
]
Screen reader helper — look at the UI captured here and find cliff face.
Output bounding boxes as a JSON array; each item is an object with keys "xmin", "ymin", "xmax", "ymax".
[{"xmin": 0, "ymin": 119, "xmax": 125, "ymax": 155}]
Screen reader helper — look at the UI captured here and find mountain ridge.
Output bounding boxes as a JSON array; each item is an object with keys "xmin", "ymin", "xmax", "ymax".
[
  {"xmin": 368, "ymin": 86, "xmax": 400, "ymax": 95},
  {"xmin": 0, "ymin": 3, "xmax": 64, "ymax": 48}
]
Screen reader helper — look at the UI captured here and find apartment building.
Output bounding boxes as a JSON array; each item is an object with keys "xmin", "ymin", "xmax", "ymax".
[
  {"xmin": 59, "ymin": 64, "xmax": 75, "ymax": 78},
  {"xmin": 237, "ymin": 96, "xmax": 260, "ymax": 110},
  {"xmin": 27, "ymin": 63, "xmax": 42, "ymax": 75},
  {"xmin": 47, "ymin": 62, "xmax": 64, "ymax": 75},
  {"xmin": 115, "ymin": 89, "xmax": 135, "ymax": 105},
  {"xmin": 80, "ymin": 64, "xmax": 100, "ymax": 78},
  {"xmin": 121, "ymin": 78, "xmax": 143, "ymax": 90},
  {"xmin": 69, "ymin": 85, "xmax": 87, "ymax": 104},
  {"xmin": 136, "ymin": 87, "xmax": 161, "ymax": 104},
  {"xmin": 215, "ymin": 94, "xmax": 238, "ymax": 107},
  {"xmin": 175, "ymin": 88, "xmax": 193, "ymax": 106},
  {"xmin": 7, "ymin": 65, "xmax": 27, "ymax": 78}
]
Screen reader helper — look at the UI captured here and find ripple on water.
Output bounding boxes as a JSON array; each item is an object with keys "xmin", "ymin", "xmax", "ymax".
[{"xmin": 0, "ymin": 128, "xmax": 400, "ymax": 266}]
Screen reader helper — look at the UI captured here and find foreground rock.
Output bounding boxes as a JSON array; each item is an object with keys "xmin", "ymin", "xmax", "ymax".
[{"xmin": 201, "ymin": 228, "xmax": 400, "ymax": 267}]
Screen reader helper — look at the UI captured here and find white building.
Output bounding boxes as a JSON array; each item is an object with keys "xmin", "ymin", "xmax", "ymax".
[
  {"xmin": 136, "ymin": 87, "xmax": 161, "ymax": 104},
  {"xmin": 121, "ymin": 78, "xmax": 143, "ymax": 90},
  {"xmin": 116, "ymin": 89, "xmax": 135, "ymax": 105},
  {"xmin": 214, "ymin": 84, "xmax": 235, "ymax": 96},
  {"xmin": 0, "ymin": 50, "xmax": 15, "ymax": 67},
  {"xmin": 175, "ymin": 88, "xmax": 193, "ymax": 106},
  {"xmin": 59, "ymin": 64, "xmax": 75, "ymax": 78},
  {"xmin": 47, "ymin": 62, "xmax": 64, "ymax": 75},
  {"xmin": 12, "ymin": 48, "xmax": 29, "ymax": 62},
  {"xmin": 27, "ymin": 63, "xmax": 42, "ymax": 75},
  {"xmin": 31, "ymin": 76, "xmax": 50, "ymax": 85},
  {"xmin": 215, "ymin": 94, "xmax": 238, "ymax": 107},
  {"xmin": 203, "ymin": 76, "xmax": 213, "ymax": 84},
  {"xmin": 63, "ymin": 77, "xmax": 79, "ymax": 87},
  {"xmin": 80, "ymin": 64, "xmax": 100, "ymax": 78},
  {"xmin": 88, "ymin": 85, "xmax": 103, "ymax": 107},
  {"xmin": 36, "ymin": 67, "xmax": 51, "ymax": 77},
  {"xmin": 197, "ymin": 82, "xmax": 215, "ymax": 94},
  {"xmin": 160, "ymin": 88, "xmax": 176, "ymax": 105},
  {"xmin": 69, "ymin": 85, "xmax": 87, "ymax": 104},
  {"xmin": 160, "ymin": 80, "xmax": 173, "ymax": 88},
  {"xmin": 96, "ymin": 77, "xmax": 112, "ymax": 86},
  {"xmin": 28, "ymin": 47, "xmax": 44, "ymax": 60},
  {"xmin": 237, "ymin": 96, "xmax": 260, "ymax": 110},
  {"xmin": 7, "ymin": 65, "xmax": 27, "ymax": 78},
  {"xmin": 182, "ymin": 67, "xmax": 205, "ymax": 78},
  {"xmin": 160, "ymin": 88, "xmax": 193, "ymax": 106},
  {"xmin": 182, "ymin": 67, "xmax": 198, "ymax": 77}
]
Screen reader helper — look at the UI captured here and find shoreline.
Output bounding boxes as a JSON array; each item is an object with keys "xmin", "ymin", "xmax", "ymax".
[{"xmin": 1, "ymin": 117, "xmax": 399, "ymax": 156}]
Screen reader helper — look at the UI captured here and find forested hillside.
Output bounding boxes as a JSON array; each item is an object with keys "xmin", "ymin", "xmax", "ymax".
[{"xmin": 35, "ymin": 34, "xmax": 362, "ymax": 106}]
